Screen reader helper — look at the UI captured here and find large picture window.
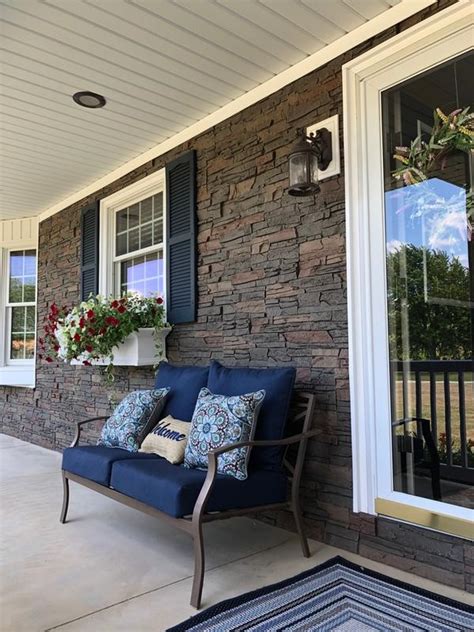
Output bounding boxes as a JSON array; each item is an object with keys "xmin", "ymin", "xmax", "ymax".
[{"xmin": 7, "ymin": 249, "xmax": 37, "ymax": 360}]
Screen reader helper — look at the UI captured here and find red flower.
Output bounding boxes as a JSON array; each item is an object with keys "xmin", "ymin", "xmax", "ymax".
[
  {"xmin": 39, "ymin": 337, "xmax": 44, "ymax": 345},
  {"xmin": 85, "ymin": 345, "xmax": 93, "ymax": 353},
  {"xmin": 99, "ymin": 327, "xmax": 106, "ymax": 335},
  {"xmin": 73, "ymin": 333, "xmax": 81, "ymax": 342},
  {"xmin": 117, "ymin": 304, "xmax": 126, "ymax": 313},
  {"xmin": 156, "ymin": 297, "xmax": 164, "ymax": 305},
  {"xmin": 87, "ymin": 309, "xmax": 95, "ymax": 320},
  {"xmin": 83, "ymin": 360, "xmax": 92, "ymax": 366},
  {"xmin": 111, "ymin": 300, "xmax": 120, "ymax": 309},
  {"xmin": 45, "ymin": 357, "xmax": 53, "ymax": 363},
  {"xmin": 54, "ymin": 345, "xmax": 60, "ymax": 352},
  {"xmin": 79, "ymin": 317, "xmax": 86, "ymax": 328},
  {"xmin": 119, "ymin": 297, "xmax": 127, "ymax": 304},
  {"xmin": 105, "ymin": 316, "xmax": 120, "ymax": 327},
  {"xmin": 88, "ymin": 328, "xmax": 96, "ymax": 336}
]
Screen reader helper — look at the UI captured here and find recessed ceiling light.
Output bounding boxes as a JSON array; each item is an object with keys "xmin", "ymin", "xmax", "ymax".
[{"xmin": 73, "ymin": 91, "xmax": 106, "ymax": 108}]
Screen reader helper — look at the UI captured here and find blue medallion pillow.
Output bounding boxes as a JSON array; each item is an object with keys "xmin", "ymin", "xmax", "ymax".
[
  {"xmin": 184, "ymin": 387, "xmax": 266, "ymax": 480},
  {"xmin": 98, "ymin": 388, "xmax": 170, "ymax": 452}
]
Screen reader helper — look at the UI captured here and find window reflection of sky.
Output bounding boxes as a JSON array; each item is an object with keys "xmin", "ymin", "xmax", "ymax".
[
  {"xmin": 123, "ymin": 257, "xmax": 163, "ymax": 297},
  {"xmin": 10, "ymin": 252, "xmax": 36, "ymax": 277},
  {"xmin": 385, "ymin": 178, "xmax": 470, "ymax": 268}
]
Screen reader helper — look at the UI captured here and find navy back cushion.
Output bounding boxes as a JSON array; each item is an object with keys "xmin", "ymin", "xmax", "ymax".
[
  {"xmin": 207, "ymin": 361, "xmax": 296, "ymax": 471},
  {"xmin": 154, "ymin": 362, "xmax": 209, "ymax": 422}
]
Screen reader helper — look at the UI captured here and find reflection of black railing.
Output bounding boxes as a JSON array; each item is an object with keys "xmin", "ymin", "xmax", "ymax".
[{"xmin": 391, "ymin": 360, "xmax": 473, "ymax": 484}]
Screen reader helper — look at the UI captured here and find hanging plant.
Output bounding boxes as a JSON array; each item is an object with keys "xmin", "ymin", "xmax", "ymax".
[{"xmin": 392, "ymin": 107, "xmax": 474, "ymax": 216}]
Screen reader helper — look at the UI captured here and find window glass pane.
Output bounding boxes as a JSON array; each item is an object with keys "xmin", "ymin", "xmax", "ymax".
[
  {"xmin": 23, "ymin": 277, "xmax": 36, "ymax": 302},
  {"xmin": 129, "ymin": 281, "xmax": 145, "ymax": 295},
  {"xmin": 9, "ymin": 279, "xmax": 23, "ymax": 303},
  {"xmin": 115, "ymin": 233, "xmax": 128, "ymax": 257},
  {"xmin": 140, "ymin": 222, "xmax": 153, "ymax": 249},
  {"xmin": 24, "ymin": 250, "xmax": 36, "ymax": 275},
  {"xmin": 10, "ymin": 333, "xmax": 25, "ymax": 360},
  {"xmin": 128, "ymin": 203, "xmax": 140, "ymax": 229},
  {"xmin": 9, "ymin": 250, "xmax": 37, "ymax": 303},
  {"xmin": 153, "ymin": 219, "xmax": 163, "ymax": 245},
  {"xmin": 11, "ymin": 306, "xmax": 25, "ymax": 332},
  {"xmin": 382, "ymin": 53, "xmax": 473, "ymax": 509},
  {"xmin": 128, "ymin": 227, "xmax": 139, "ymax": 253},
  {"xmin": 114, "ymin": 192, "xmax": 163, "ymax": 258},
  {"xmin": 120, "ymin": 250, "xmax": 164, "ymax": 297},
  {"xmin": 131, "ymin": 256, "xmax": 145, "ymax": 281},
  {"xmin": 116, "ymin": 232, "xmax": 127, "ymax": 256},
  {"xmin": 10, "ymin": 252, "xmax": 24, "ymax": 276},
  {"xmin": 153, "ymin": 193, "xmax": 163, "ymax": 218},
  {"xmin": 141, "ymin": 196, "xmax": 153, "ymax": 224},
  {"xmin": 24, "ymin": 334, "xmax": 35, "ymax": 359},
  {"xmin": 116, "ymin": 208, "xmax": 128, "ymax": 233},
  {"xmin": 26, "ymin": 305, "xmax": 36, "ymax": 331}
]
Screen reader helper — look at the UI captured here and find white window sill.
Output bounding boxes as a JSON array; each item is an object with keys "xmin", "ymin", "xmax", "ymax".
[{"xmin": 0, "ymin": 365, "xmax": 35, "ymax": 388}]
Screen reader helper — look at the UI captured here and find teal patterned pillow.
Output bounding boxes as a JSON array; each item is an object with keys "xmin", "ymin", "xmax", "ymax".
[
  {"xmin": 184, "ymin": 387, "xmax": 265, "ymax": 480},
  {"xmin": 98, "ymin": 388, "xmax": 170, "ymax": 452}
]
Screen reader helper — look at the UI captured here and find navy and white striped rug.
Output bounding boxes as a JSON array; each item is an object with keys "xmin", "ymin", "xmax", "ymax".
[{"xmin": 169, "ymin": 557, "xmax": 473, "ymax": 631}]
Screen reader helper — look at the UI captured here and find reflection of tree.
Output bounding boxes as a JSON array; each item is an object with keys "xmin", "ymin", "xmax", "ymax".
[{"xmin": 387, "ymin": 245, "xmax": 471, "ymax": 359}]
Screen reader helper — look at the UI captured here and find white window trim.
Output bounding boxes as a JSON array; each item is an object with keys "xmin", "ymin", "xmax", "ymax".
[
  {"xmin": 99, "ymin": 169, "xmax": 166, "ymax": 302},
  {"xmin": 343, "ymin": 1, "xmax": 473, "ymax": 523},
  {"xmin": 0, "ymin": 244, "xmax": 38, "ymax": 387}
]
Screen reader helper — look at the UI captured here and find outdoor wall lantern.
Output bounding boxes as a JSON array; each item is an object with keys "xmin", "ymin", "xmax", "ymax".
[{"xmin": 288, "ymin": 128, "xmax": 332, "ymax": 196}]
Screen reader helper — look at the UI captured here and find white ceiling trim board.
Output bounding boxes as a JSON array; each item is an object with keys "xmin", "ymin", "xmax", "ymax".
[{"xmin": 33, "ymin": 0, "xmax": 435, "ymax": 223}]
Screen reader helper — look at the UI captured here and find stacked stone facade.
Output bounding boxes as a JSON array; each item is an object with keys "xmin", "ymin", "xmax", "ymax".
[{"xmin": 1, "ymin": 0, "xmax": 471, "ymax": 592}]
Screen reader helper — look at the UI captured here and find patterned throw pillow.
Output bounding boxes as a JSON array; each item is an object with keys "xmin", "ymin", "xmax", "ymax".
[
  {"xmin": 184, "ymin": 387, "xmax": 266, "ymax": 480},
  {"xmin": 140, "ymin": 415, "xmax": 190, "ymax": 464},
  {"xmin": 98, "ymin": 388, "xmax": 169, "ymax": 452}
]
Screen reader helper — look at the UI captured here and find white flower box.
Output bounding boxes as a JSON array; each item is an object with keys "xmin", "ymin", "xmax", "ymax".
[{"xmin": 71, "ymin": 328, "xmax": 171, "ymax": 367}]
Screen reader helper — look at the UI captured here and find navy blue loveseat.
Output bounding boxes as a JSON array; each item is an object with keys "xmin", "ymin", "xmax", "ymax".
[{"xmin": 61, "ymin": 361, "xmax": 317, "ymax": 609}]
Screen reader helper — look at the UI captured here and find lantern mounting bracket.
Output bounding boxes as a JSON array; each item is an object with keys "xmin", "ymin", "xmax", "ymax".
[{"xmin": 306, "ymin": 128, "xmax": 332, "ymax": 171}]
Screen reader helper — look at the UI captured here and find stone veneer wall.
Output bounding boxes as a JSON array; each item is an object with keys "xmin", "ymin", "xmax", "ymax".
[{"xmin": 1, "ymin": 0, "xmax": 471, "ymax": 593}]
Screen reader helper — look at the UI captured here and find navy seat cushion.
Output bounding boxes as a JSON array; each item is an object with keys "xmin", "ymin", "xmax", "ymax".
[
  {"xmin": 155, "ymin": 362, "xmax": 209, "ymax": 421},
  {"xmin": 62, "ymin": 446, "xmax": 159, "ymax": 486},
  {"xmin": 110, "ymin": 458, "xmax": 288, "ymax": 518},
  {"xmin": 207, "ymin": 361, "xmax": 296, "ymax": 471}
]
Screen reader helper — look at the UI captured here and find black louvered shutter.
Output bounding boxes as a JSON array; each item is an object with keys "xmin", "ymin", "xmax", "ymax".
[
  {"xmin": 165, "ymin": 151, "xmax": 196, "ymax": 323},
  {"xmin": 80, "ymin": 203, "xmax": 99, "ymax": 301}
]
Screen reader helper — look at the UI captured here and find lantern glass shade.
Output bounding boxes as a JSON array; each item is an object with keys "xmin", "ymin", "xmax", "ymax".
[{"xmin": 288, "ymin": 141, "xmax": 320, "ymax": 196}]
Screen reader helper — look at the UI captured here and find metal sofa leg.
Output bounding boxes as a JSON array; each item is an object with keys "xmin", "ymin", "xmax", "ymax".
[
  {"xmin": 190, "ymin": 522, "xmax": 205, "ymax": 609},
  {"xmin": 60, "ymin": 472, "xmax": 70, "ymax": 524},
  {"xmin": 292, "ymin": 499, "xmax": 310, "ymax": 558}
]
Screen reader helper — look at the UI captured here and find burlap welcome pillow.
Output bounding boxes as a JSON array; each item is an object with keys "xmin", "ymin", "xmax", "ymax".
[{"xmin": 140, "ymin": 415, "xmax": 190, "ymax": 464}]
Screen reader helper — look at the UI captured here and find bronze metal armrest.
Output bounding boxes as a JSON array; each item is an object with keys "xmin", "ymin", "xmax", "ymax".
[
  {"xmin": 71, "ymin": 416, "xmax": 109, "ymax": 447},
  {"xmin": 209, "ymin": 429, "xmax": 321, "ymax": 458},
  {"xmin": 192, "ymin": 428, "xmax": 321, "ymax": 522}
]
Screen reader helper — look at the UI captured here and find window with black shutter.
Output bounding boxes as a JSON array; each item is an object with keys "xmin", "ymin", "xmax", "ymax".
[{"xmin": 91, "ymin": 151, "xmax": 197, "ymax": 324}]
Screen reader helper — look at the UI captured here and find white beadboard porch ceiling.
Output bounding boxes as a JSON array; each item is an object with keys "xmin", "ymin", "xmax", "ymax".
[{"xmin": 0, "ymin": 0, "xmax": 430, "ymax": 221}]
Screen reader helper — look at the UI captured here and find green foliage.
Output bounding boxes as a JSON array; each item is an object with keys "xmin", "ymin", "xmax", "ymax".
[
  {"xmin": 393, "ymin": 107, "xmax": 474, "ymax": 215},
  {"xmin": 39, "ymin": 293, "xmax": 168, "ymax": 383},
  {"xmin": 387, "ymin": 245, "xmax": 471, "ymax": 360}
]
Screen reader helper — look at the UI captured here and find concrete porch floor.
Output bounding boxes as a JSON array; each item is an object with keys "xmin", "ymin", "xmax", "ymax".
[{"xmin": 1, "ymin": 434, "xmax": 471, "ymax": 632}]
